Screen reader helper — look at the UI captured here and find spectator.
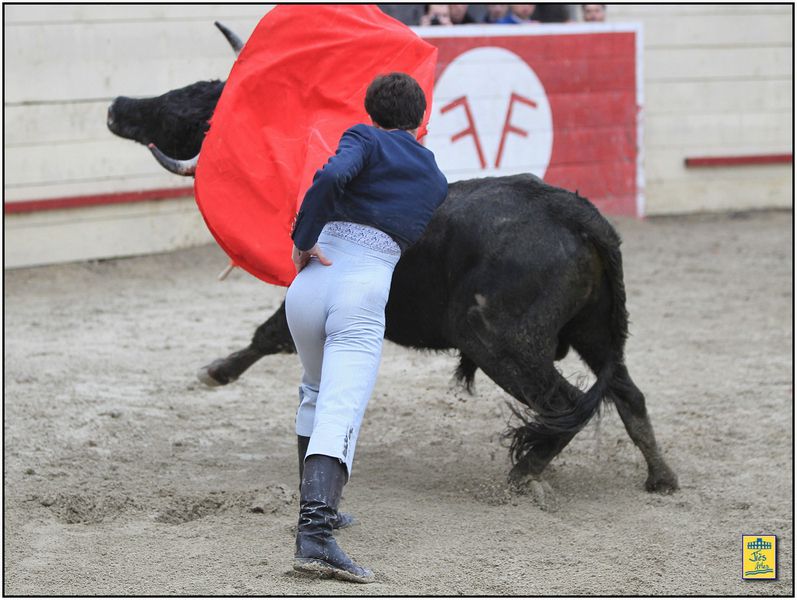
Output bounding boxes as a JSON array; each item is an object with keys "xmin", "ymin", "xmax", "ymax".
[
  {"xmin": 378, "ymin": 4, "xmax": 425, "ymax": 26},
  {"xmin": 482, "ymin": 4, "xmax": 509, "ymax": 23},
  {"xmin": 497, "ymin": 4, "xmax": 538, "ymax": 24},
  {"xmin": 534, "ymin": 4, "xmax": 573, "ymax": 22},
  {"xmin": 420, "ymin": 4, "xmax": 453, "ymax": 25},
  {"xmin": 581, "ymin": 3, "xmax": 607, "ymax": 21},
  {"xmin": 448, "ymin": 4, "xmax": 477, "ymax": 24}
]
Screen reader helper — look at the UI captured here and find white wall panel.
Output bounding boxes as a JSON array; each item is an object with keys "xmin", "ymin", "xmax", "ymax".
[
  {"xmin": 4, "ymin": 198, "xmax": 213, "ymax": 268},
  {"xmin": 645, "ymin": 112, "xmax": 793, "ymax": 152},
  {"xmin": 646, "ymin": 172, "xmax": 792, "ymax": 215},
  {"xmin": 6, "ymin": 102, "xmax": 111, "ymax": 146},
  {"xmin": 611, "ymin": 5, "xmax": 790, "ymax": 18},
  {"xmin": 4, "ymin": 131, "xmax": 188, "ymax": 202},
  {"xmin": 4, "ymin": 23, "xmax": 241, "ymax": 103},
  {"xmin": 645, "ymin": 79, "xmax": 792, "ymax": 115},
  {"xmin": 6, "ymin": 140, "xmax": 183, "ymax": 187},
  {"xmin": 4, "ymin": 5, "xmax": 274, "ymax": 24},
  {"xmin": 645, "ymin": 46, "xmax": 792, "ymax": 82},
  {"xmin": 612, "ymin": 3, "xmax": 792, "ymax": 216},
  {"xmin": 640, "ymin": 13, "xmax": 791, "ymax": 47}
]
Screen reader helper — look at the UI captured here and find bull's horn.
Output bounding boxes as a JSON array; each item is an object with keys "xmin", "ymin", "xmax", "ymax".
[
  {"xmin": 148, "ymin": 144, "xmax": 199, "ymax": 176},
  {"xmin": 214, "ymin": 21, "xmax": 244, "ymax": 56}
]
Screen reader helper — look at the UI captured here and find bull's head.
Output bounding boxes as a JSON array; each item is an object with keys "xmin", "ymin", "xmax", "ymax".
[{"xmin": 106, "ymin": 21, "xmax": 244, "ymax": 176}]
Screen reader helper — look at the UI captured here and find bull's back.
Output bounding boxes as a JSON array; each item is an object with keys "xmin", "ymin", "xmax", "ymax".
[{"xmin": 385, "ymin": 173, "xmax": 614, "ymax": 349}]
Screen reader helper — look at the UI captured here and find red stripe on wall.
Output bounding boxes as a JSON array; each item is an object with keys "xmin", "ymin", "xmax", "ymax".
[
  {"xmin": 4, "ymin": 186, "xmax": 195, "ymax": 214},
  {"xmin": 685, "ymin": 154, "xmax": 793, "ymax": 168}
]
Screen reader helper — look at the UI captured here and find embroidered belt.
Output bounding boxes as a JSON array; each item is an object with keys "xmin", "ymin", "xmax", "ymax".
[{"xmin": 323, "ymin": 221, "xmax": 401, "ymax": 256}]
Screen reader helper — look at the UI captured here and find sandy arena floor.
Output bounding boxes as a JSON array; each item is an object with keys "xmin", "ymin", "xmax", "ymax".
[{"xmin": 3, "ymin": 209, "xmax": 793, "ymax": 596}]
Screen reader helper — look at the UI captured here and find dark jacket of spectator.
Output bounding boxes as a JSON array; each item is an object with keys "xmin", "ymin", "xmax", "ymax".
[
  {"xmin": 378, "ymin": 4, "xmax": 425, "ymax": 26},
  {"xmin": 533, "ymin": 4, "xmax": 573, "ymax": 22}
]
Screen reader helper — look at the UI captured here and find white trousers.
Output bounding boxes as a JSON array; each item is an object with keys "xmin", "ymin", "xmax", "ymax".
[{"xmin": 285, "ymin": 227, "xmax": 400, "ymax": 477}]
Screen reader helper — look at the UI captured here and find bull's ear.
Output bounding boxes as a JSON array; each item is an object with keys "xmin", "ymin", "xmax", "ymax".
[
  {"xmin": 148, "ymin": 144, "xmax": 199, "ymax": 176},
  {"xmin": 214, "ymin": 21, "xmax": 244, "ymax": 56}
]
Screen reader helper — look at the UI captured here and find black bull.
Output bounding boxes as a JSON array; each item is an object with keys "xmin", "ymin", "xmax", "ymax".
[{"xmin": 107, "ymin": 32, "xmax": 677, "ymax": 494}]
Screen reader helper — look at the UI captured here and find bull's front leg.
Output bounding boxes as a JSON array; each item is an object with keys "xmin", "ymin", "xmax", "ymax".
[{"xmin": 197, "ymin": 301, "xmax": 296, "ymax": 386}]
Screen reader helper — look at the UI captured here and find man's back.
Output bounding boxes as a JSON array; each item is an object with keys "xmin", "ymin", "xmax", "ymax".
[{"xmin": 294, "ymin": 123, "xmax": 448, "ymax": 252}]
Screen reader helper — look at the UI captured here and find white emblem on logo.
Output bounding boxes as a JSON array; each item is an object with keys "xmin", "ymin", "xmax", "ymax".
[{"xmin": 426, "ymin": 47, "xmax": 553, "ymax": 182}]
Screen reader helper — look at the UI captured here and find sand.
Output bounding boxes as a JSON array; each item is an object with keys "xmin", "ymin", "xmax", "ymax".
[{"xmin": 3, "ymin": 209, "xmax": 792, "ymax": 596}]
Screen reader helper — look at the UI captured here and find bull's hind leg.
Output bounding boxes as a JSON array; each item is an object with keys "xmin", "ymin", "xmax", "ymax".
[
  {"xmin": 508, "ymin": 420, "xmax": 578, "ymax": 480},
  {"xmin": 610, "ymin": 365, "xmax": 678, "ymax": 494},
  {"xmin": 448, "ymin": 302, "xmax": 584, "ymax": 507},
  {"xmin": 487, "ymin": 359, "xmax": 584, "ymax": 510},
  {"xmin": 568, "ymin": 327, "xmax": 678, "ymax": 494}
]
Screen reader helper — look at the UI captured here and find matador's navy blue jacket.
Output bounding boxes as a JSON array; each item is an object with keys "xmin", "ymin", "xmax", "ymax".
[{"xmin": 291, "ymin": 124, "xmax": 449, "ymax": 253}]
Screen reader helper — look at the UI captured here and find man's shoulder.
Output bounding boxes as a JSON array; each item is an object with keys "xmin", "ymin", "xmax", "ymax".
[
  {"xmin": 340, "ymin": 124, "xmax": 380, "ymax": 153},
  {"xmin": 345, "ymin": 123, "xmax": 377, "ymax": 139},
  {"xmin": 348, "ymin": 124, "xmax": 417, "ymax": 151}
]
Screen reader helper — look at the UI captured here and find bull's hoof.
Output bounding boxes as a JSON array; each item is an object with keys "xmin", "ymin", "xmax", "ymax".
[
  {"xmin": 196, "ymin": 361, "xmax": 238, "ymax": 387},
  {"xmin": 645, "ymin": 468, "xmax": 679, "ymax": 495},
  {"xmin": 508, "ymin": 470, "xmax": 560, "ymax": 512}
]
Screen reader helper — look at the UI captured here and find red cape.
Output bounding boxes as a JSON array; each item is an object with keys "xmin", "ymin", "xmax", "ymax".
[{"xmin": 194, "ymin": 5, "xmax": 438, "ymax": 286}]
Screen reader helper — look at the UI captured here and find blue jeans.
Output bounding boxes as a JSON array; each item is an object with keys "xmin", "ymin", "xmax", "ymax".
[{"xmin": 285, "ymin": 226, "xmax": 400, "ymax": 477}]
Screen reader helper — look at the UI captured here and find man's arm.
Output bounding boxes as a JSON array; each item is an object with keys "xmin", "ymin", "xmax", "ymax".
[{"xmin": 291, "ymin": 126, "xmax": 373, "ymax": 251}]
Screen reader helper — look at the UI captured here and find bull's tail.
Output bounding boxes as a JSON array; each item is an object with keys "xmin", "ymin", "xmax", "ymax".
[
  {"xmin": 507, "ymin": 193, "xmax": 629, "ymax": 460},
  {"xmin": 506, "ymin": 361, "xmax": 616, "ymax": 463}
]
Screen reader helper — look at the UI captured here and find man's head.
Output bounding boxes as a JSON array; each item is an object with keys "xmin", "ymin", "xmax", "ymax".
[
  {"xmin": 365, "ymin": 72, "xmax": 426, "ymax": 131},
  {"xmin": 510, "ymin": 4, "xmax": 536, "ymax": 21},
  {"xmin": 448, "ymin": 4, "xmax": 470, "ymax": 24},
  {"xmin": 486, "ymin": 4, "xmax": 509, "ymax": 21},
  {"xmin": 582, "ymin": 4, "xmax": 606, "ymax": 22},
  {"xmin": 423, "ymin": 4, "xmax": 452, "ymax": 25}
]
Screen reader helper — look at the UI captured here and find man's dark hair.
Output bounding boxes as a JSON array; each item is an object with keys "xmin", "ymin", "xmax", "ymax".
[{"xmin": 365, "ymin": 72, "xmax": 426, "ymax": 130}]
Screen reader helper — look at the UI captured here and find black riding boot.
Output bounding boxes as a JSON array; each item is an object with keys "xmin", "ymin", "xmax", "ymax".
[
  {"xmin": 294, "ymin": 454, "xmax": 374, "ymax": 583},
  {"xmin": 298, "ymin": 436, "xmax": 355, "ymax": 529}
]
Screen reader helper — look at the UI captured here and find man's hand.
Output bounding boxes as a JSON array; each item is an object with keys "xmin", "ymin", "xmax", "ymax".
[{"xmin": 292, "ymin": 244, "xmax": 332, "ymax": 273}]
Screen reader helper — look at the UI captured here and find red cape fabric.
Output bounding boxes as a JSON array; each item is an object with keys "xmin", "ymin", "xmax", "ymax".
[{"xmin": 194, "ymin": 5, "xmax": 438, "ymax": 286}]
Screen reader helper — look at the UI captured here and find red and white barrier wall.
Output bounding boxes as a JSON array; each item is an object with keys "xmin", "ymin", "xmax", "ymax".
[
  {"xmin": 4, "ymin": 5, "xmax": 792, "ymax": 268},
  {"xmin": 420, "ymin": 23, "xmax": 644, "ymax": 217}
]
